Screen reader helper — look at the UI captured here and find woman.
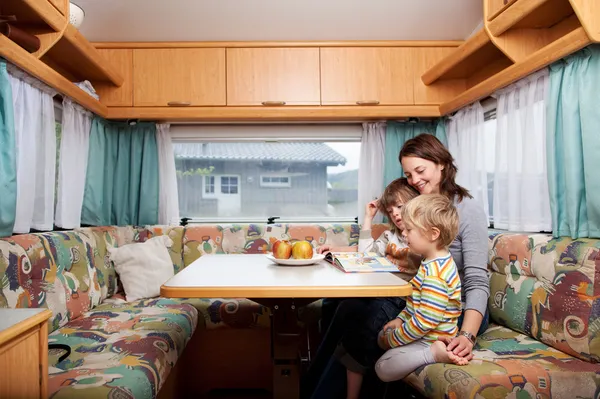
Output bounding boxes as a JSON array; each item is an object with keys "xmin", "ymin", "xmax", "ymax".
[{"xmin": 302, "ymin": 133, "xmax": 490, "ymax": 398}]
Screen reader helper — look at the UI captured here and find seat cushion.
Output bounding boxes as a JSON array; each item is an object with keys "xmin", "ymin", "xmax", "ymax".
[
  {"xmin": 175, "ymin": 297, "xmax": 271, "ymax": 329},
  {"xmin": 404, "ymin": 325, "xmax": 600, "ymax": 399},
  {"xmin": 48, "ymin": 298, "xmax": 198, "ymax": 399}
]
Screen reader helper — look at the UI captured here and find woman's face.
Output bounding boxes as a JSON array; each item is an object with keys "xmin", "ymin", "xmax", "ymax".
[{"xmin": 401, "ymin": 156, "xmax": 443, "ymax": 194}]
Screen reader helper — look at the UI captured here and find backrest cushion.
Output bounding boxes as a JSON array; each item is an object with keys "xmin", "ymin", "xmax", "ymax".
[
  {"xmin": 488, "ymin": 232, "xmax": 600, "ymax": 362},
  {"xmin": 183, "ymin": 223, "xmax": 360, "ymax": 267}
]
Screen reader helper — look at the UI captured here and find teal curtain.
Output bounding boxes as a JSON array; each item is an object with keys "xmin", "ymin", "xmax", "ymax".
[
  {"xmin": 81, "ymin": 118, "xmax": 159, "ymax": 226},
  {"xmin": 383, "ymin": 119, "xmax": 447, "ymax": 188},
  {"xmin": 547, "ymin": 45, "xmax": 600, "ymax": 238},
  {"xmin": 0, "ymin": 60, "xmax": 16, "ymax": 237}
]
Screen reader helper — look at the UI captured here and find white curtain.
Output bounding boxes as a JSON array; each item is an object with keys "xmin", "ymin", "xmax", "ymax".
[
  {"xmin": 156, "ymin": 123, "xmax": 180, "ymax": 225},
  {"xmin": 493, "ymin": 68, "xmax": 551, "ymax": 232},
  {"xmin": 358, "ymin": 122, "xmax": 386, "ymax": 224},
  {"xmin": 55, "ymin": 98, "xmax": 92, "ymax": 229},
  {"xmin": 8, "ymin": 65, "xmax": 57, "ymax": 233},
  {"xmin": 447, "ymin": 102, "xmax": 490, "ymax": 224}
]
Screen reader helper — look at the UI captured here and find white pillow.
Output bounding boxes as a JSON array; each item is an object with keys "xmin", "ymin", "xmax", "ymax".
[{"xmin": 107, "ymin": 235, "xmax": 175, "ymax": 302}]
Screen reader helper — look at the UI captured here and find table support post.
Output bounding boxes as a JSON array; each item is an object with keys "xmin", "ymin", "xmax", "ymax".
[{"xmin": 271, "ymin": 298, "xmax": 302, "ymax": 399}]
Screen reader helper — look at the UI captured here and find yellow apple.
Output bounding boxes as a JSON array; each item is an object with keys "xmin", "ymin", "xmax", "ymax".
[
  {"xmin": 272, "ymin": 240, "xmax": 292, "ymax": 259},
  {"xmin": 292, "ymin": 240, "xmax": 314, "ymax": 259}
]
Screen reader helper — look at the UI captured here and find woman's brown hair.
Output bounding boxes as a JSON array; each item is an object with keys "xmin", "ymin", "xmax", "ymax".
[
  {"xmin": 399, "ymin": 133, "xmax": 472, "ymax": 202},
  {"xmin": 378, "ymin": 178, "xmax": 419, "ymax": 235}
]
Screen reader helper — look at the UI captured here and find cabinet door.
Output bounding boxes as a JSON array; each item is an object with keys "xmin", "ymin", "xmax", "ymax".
[
  {"xmin": 412, "ymin": 48, "xmax": 466, "ymax": 105},
  {"xmin": 227, "ymin": 48, "xmax": 320, "ymax": 106},
  {"xmin": 320, "ymin": 48, "xmax": 414, "ymax": 106},
  {"xmin": 95, "ymin": 49, "xmax": 133, "ymax": 107},
  {"xmin": 133, "ymin": 48, "xmax": 226, "ymax": 106}
]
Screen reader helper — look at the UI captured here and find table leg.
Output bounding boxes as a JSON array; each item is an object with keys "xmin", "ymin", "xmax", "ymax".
[{"xmin": 253, "ymin": 298, "xmax": 313, "ymax": 399}]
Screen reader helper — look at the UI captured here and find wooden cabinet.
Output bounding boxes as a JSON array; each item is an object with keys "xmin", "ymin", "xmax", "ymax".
[
  {"xmin": 95, "ymin": 49, "xmax": 133, "ymax": 106},
  {"xmin": 320, "ymin": 47, "xmax": 414, "ymax": 105},
  {"xmin": 412, "ymin": 48, "xmax": 466, "ymax": 105},
  {"xmin": 226, "ymin": 48, "xmax": 320, "ymax": 106},
  {"xmin": 133, "ymin": 48, "xmax": 226, "ymax": 107},
  {"xmin": 0, "ymin": 308, "xmax": 52, "ymax": 399}
]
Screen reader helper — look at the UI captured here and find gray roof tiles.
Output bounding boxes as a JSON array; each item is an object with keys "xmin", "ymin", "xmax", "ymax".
[{"xmin": 173, "ymin": 142, "xmax": 346, "ymax": 165}]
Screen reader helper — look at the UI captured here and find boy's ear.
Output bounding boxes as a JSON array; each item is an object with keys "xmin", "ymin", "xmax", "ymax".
[{"xmin": 429, "ymin": 227, "xmax": 440, "ymax": 242}]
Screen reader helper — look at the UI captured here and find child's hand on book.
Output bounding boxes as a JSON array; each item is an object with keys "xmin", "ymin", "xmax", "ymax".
[{"xmin": 316, "ymin": 245, "xmax": 332, "ymax": 254}]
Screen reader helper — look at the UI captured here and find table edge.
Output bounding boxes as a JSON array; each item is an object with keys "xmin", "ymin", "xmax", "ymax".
[
  {"xmin": 0, "ymin": 309, "xmax": 52, "ymax": 345},
  {"xmin": 160, "ymin": 284, "xmax": 412, "ymax": 298}
]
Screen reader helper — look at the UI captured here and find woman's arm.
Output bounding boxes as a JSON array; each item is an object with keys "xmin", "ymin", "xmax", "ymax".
[{"xmin": 447, "ymin": 199, "xmax": 490, "ymax": 357}]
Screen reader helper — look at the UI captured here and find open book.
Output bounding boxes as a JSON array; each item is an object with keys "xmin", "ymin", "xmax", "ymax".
[{"xmin": 324, "ymin": 251, "xmax": 399, "ymax": 273}]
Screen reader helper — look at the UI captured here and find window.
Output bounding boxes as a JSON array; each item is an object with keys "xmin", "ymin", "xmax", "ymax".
[
  {"xmin": 204, "ymin": 176, "xmax": 215, "ymax": 194},
  {"xmin": 172, "ymin": 124, "xmax": 362, "ymax": 222},
  {"xmin": 260, "ymin": 176, "xmax": 291, "ymax": 188},
  {"xmin": 221, "ymin": 176, "xmax": 239, "ymax": 194}
]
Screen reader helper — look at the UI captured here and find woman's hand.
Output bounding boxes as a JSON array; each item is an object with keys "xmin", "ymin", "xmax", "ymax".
[{"xmin": 445, "ymin": 335, "xmax": 474, "ymax": 360}]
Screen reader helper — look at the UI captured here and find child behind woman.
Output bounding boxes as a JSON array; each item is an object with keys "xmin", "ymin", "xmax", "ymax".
[{"xmin": 374, "ymin": 193, "xmax": 467, "ymax": 385}]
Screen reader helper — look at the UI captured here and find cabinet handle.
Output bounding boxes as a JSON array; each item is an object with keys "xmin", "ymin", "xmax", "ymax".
[
  {"xmin": 261, "ymin": 101, "xmax": 286, "ymax": 106},
  {"xmin": 356, "ymin": 100, "xmax": 380, "ymax": 106},
  {"xmin": 167, "ymin": 101, "xmax": 192, "ymax": 107}
]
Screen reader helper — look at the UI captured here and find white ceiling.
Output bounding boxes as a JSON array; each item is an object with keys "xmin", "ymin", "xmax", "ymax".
[{"xmin": 73, "ymin": 0, "xmax": 483, "ymax": 42}]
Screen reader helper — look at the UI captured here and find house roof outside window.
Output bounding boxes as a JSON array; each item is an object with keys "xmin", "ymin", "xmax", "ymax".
[{"xmin": 173, "ymin": 143, "xmax": 346, "ymax": 166}]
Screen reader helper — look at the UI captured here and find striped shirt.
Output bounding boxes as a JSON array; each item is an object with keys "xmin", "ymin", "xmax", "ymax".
[{"xmin": 388, "ymin": 254, "xmax": 462, "ymax": 348}]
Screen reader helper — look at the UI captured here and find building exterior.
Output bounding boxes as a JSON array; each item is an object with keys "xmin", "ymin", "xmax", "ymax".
[{"xmin": 174, "ymin": 142, "xmax": 347, "ymax": 218}]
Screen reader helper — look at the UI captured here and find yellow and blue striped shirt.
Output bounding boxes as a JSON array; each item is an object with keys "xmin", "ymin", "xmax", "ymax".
[{"xmin": 388, "ymin": 253, "xmax": 462, "ymax": 348}]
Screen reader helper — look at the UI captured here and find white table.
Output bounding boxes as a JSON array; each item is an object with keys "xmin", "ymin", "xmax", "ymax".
[{"xmin": 161, "ymin": 254, "xmax": 412, "ymax": 399}]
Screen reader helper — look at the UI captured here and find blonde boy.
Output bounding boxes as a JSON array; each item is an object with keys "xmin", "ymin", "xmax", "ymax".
[{"xmin": 374, "ymin": 193, "xmax": 467, "ymax": 383}]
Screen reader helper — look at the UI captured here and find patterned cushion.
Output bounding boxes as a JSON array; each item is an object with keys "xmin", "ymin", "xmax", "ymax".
[
  {"xmin": 182, "ymin": 223, "xmax": 360, "ymax": 266},
  {"xmin": 488, "ymin": 233, "xmax": 600, "ymax": 362},
  {"xmin": 177, "ymin": 297, "xmax": 271, "ymax": 329},
  {"xmin": 405, "ymin": 325, "xmax": 600, "ymax": 399},
  {"xmin": 48, "ymin": 297, "xmax": 198, "ymax": 399}
]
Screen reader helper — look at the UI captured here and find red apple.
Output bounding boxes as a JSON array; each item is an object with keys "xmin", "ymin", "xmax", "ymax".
[
  {"xmin": 292, "ymin": 240, "xmax": 314, "ymax": 259},
  {"xmin": 272, "ymin": 240, "xmax": 292, "ymax": 259}
]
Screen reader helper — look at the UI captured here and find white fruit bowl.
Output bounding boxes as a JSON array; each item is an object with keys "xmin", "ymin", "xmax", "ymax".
[{"xmin": 265, "ymin": 253, "xmax": 325, "ymax": 266}]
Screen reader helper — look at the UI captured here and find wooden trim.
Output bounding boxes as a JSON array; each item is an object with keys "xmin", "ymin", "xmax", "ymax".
[
  {"xmin": 93, "ymin": 40, "xmax": 464, "ymax": 49},
  {"xmin": 488, "ymin": 0, "xmax": 556, "ymax": 37},
  {"xmin": 440, "ymin": 27, "xmax": 590, "ymax": 115},
  {"xmin": 0, "ymin": 309, "xmax": 51, "ymax": 346},
  {"xmin": 569, "ymin": 0, "xmax": 600, "ymax": 42},
  {"xmin": 7, "ymin": 0, "xmax": 66, "ymax": 32},
  {"xmin": 0, "ymin": 36, "xmax": 109, "ymax": 117},
  {"xmin": 161, "ymin": 284, "xmax": 412, "ymax": 298},
  {"xmin": 39, "ymin": 321, "xmax": 48, "ymax": 399},
  {"xmin": 487, "ymin": 0, "xmax": 519, "ymax": 21},
  {"xmin": 421, "ymin": 29, "xmax": 492, "ymax": 85},
  {"xmin": 106, "ymin": 105, "xmax": 441, "ymax": 121}
]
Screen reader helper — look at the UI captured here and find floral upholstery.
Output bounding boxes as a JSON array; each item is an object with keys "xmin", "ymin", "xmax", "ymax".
[
  {"xmin": 487, "ymin": 233, "xmax": 600, "ymax": 362},
  {"xmin": 48, "ymin": 297, "xmax": 197, "ymax": 398},
  {"xmin": 403, "ymin": 232, "xmax": 600, "ymax": 398},
  {"xmin": 182, "ymin": 223, "xmax": 360, "ymax": 266},
  {"xmin": 405, "ymin": 324, "xmax": 600, "ymax": 399}
]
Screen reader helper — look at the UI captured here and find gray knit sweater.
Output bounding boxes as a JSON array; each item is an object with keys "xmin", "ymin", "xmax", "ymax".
[{"xmin": 450, "ymin": 196, "xmax": 490, "ymax": 316}]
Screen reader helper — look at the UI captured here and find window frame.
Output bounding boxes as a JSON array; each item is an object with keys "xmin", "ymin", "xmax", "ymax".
[{"xmin": 260, "ymin": 175, "xmax": 292, "ymax": 188}]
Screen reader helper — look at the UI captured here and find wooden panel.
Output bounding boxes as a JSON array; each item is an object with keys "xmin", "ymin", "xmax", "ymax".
[
  {"xmin": 94, "ymin": 40, "xmax": 464, "ymax": 49},
  {"xmin": 0, "ymin": 330, "xmax": 41, "ymax": 398},
  {"xmin": 133, "ymin": 48, "xmax": 226, "ymax": 106},
  {"xmin": 487, "ymin": 0, "xmax": 519, "ymax": 20},
  {"xmin": 489, "ymin": 0, "xmax": 575, "ymax": 36},
  {"xmin": 320, "ymin": 47, "xmax": 414, "ymax": 105},
  {"xmin": 0, "ymin": 36, "xmax": 108, "ymax": 116},
  {"xmin": 226, "ymin": 48, "xmax": 320, "ymax": 106},
  {"xmin": 95, "ymin": 49, "xmax": 133, "ymax": 106},
  {"xmin": 440, "ymin": 27, "xmax": 590, "ymax": 115},
  {"xmin": 411, "ymin": 48, "xmax": 466, "ymax": 105},
  {"xmin": 570, "ymin": 0, "xmax": 600, "ymax": 42},
  {"xmin": 39, "ymin": 320, "xmax": 48, "ymax": 398},
  {"xmin": 107, "ymin": 105, "xmax": 440, "ymax": 122},
  {"xmin": 48, "ymin": 0, "xmax": 68, "ymax": 16},
  {"xmin": 1, "ymin": 0, "xmax": 65, "ymax": 31},
  {"xmin": 41, "ymin": 24, "xmax": 125, "ymax": 85}
]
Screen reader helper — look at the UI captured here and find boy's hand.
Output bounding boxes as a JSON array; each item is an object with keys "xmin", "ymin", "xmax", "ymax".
[
  {"xmin": 382, "ymin": 318, "xmax": 403, "ymax": 332},
  {"xmin": 377, "ymin": 330, "xmax": 390, "ymax": 350},
  {"xmin": 316, "ymin": 245, "xmax": 332, "ymax": 254},
  {"xmin": 364, "ymin": 199, "xmax": 380, "ymax": 220}
]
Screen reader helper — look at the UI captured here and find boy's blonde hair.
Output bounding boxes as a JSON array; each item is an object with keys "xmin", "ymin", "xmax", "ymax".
[
  {"xmin": 401, "ymin": 194, "xmax": 459, "ymax": 249},
  {"xmin": 378, "ymin": 178, "xmax": 419, "ymax": 235}
]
